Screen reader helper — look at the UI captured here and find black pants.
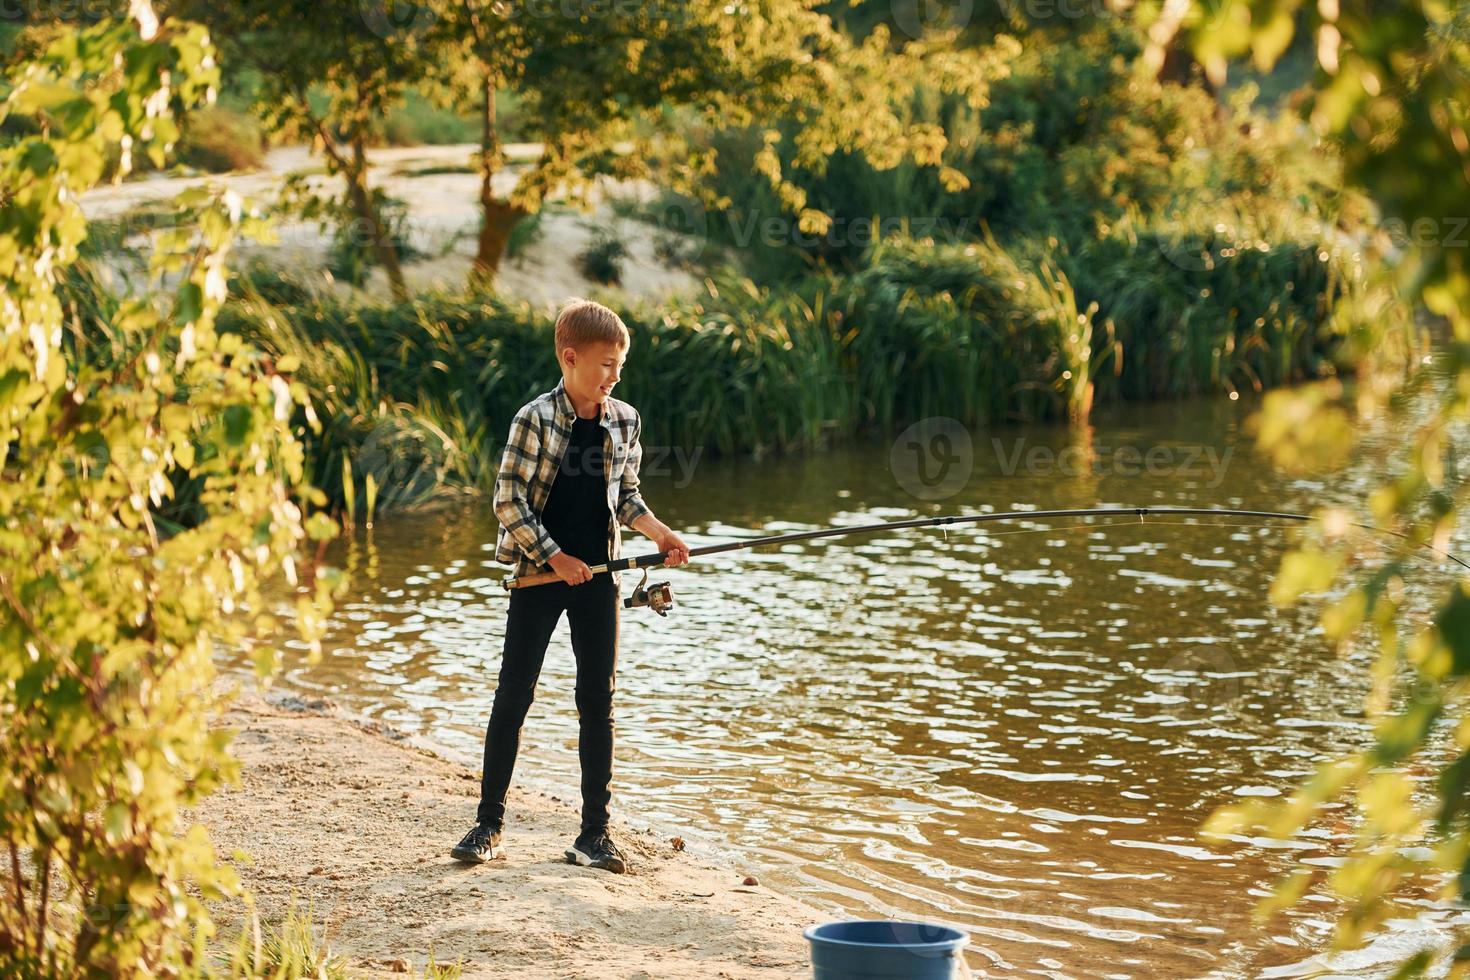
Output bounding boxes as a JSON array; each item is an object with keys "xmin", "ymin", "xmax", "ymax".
[{"xmin": 476, "ymin": 575, "xmax": 619, "ymax": 832}]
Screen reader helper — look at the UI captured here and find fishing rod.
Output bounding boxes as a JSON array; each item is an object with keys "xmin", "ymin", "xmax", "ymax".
[{"xmin": 499, "ymin": 506, "xmax": 1470, "ymax": 616}]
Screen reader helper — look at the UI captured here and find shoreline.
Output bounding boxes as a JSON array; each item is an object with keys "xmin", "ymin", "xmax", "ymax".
[{"xmin": 188, "ymin": 687, "xmax": 831, "ymax": 978}]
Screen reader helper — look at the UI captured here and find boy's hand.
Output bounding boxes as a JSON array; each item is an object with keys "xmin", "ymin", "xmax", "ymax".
[
  {"xmin": 630, "ymin": 514, "xmax": 690, "ymax": 568},
  {"xmin": 548, "ymin": 551, "xmax": 594, "ymax": 586},
  {"xmin": 656, "ymin": 530, "xmax": 690, "ymax": 568}
]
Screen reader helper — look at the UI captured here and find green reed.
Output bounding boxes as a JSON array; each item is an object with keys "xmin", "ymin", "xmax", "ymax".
[{"xmin": 215, "ymin": 212, "xmax": 1380, "ymax": 514}]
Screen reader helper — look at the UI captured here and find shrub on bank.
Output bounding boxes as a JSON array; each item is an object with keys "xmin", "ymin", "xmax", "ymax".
[
  {"xmin": 176, "ymin": 106, "xmax": 269, "ymax": 173},
  {"xmin": 682, "ymin": 24, "xmax": 1348, "ymax": 289},
  {"xmin": 216, "ymin": 212, "xmax": 1388, "ymax": 513}
]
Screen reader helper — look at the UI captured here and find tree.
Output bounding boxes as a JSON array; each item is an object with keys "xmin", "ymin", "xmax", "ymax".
[
  {"xmin": 0, "ymin": 6, "xmax": 341, "ymax": 973},
  {"xmin": 427, "ymin": 0, "xmax": 996, "ymax": 286},
  {"xmin": 167, "ymin": 0, "xmax": 445, "ymax": 302},
  {"xmin": 1150, "ymin": 1, "xmax": 1470, "ymax": 969}
]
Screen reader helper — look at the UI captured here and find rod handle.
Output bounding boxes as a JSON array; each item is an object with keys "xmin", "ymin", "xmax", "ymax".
[
  {"xmin": 504, "ymin": 569, "xmax": 564, "ymax": 589},
  {"xmin": 501, "ymin": 552, "xmax": 671, "ymax": 591}
]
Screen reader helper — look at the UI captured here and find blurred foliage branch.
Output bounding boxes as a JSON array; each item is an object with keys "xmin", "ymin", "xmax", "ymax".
[
  {"xmin": 1147, "ymin": 0, "xmax": 1470, "ymax": 970},
  {"xmin": 0, "ymin": 4, "xmax": 343, "ymax": 975}
]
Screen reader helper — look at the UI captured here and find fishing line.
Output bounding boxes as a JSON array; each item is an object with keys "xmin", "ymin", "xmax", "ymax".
[
  {"xmin": 499, "ymin": 507, "xmax": 1470, "ymax": 616},
  {"xmin": 825, "ymin": 517, "xmax": 1469, "ymax": 575},
  {"xmin": 1110, "ymin": 519, "xmax": 1469, "ymax": 575},
  {"xmin": 836, "ymin": 519, "xmax": 1457, "ymax": 578}
]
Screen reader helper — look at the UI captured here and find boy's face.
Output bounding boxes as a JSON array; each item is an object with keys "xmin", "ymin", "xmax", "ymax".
[{"xmin": 561, "ymin": 340, "xmax": 627, "ymax": 407}]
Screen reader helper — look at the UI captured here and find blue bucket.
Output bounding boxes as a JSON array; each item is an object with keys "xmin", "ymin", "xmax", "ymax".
[{"xmin": 804, "ymin": 919, "xmax": 969, "ymax": 979}]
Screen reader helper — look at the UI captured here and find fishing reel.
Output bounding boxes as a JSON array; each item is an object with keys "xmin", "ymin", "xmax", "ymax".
[{"xmin": 623, "ymin": 568, "xmax": 675, "ymax": 617}]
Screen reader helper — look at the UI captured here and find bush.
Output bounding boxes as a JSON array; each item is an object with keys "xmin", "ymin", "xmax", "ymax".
[
  {"xmin": 686, "ymin": 24, "xmax": 1344, "ymax": 284},
  {"xmin": 94, "ymin": 106, "xmax": 268, "ymax": 180},
  {"xmin": 504, "ymin": 208, "xmax": 545, "ymax": 266},
  {"xmin": 217, "ymin": 214, "xmax": 1381, "ymax": 502},
  {"xmin": 325, "ymin": 190, "xmax": 423, "ymax": 286},
  {"xmin": 1055, "ymin": 209, "xmax": 1368, "ymax": 401},
  {"xmin": 577, "ymin": 228, "xmax": 628, "ymax": 285},
  {"xmin": 218, "ymin": 287, "xmax": 513, "ymax": 510},
  {"xmin": 376, "ymin": 88, "xmax": 524, "ymax": 146},
  {"xmin": 847, "ymin": 224, "xmax": 1380, "ymax": 420},
  {"xmin": 1, "ymin": 21, "xmax": 341, "ymax": 976},
  {"xmin": 176, "ymin": 106, "xmax": 268, "ymax": 172}
]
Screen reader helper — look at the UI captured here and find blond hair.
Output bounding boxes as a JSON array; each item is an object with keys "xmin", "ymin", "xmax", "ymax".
[{"xmin": 554, "ymin": 299, "xmax": 629, "ymax": 353}]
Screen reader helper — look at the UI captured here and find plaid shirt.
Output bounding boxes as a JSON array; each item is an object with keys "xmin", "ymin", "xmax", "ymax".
[{"xmin": 493, "ymin": 377, "xmax": 653, "ymax": 579}]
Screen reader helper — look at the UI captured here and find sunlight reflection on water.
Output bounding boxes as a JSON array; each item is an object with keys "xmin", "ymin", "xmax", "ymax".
[{"xmin": 237, "ymin": 395, "xmax": 1470, "ymax": 978}]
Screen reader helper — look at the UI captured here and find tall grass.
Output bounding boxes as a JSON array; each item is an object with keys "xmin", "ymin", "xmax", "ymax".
[
  {"xmin": 218, "ymin": 899, "xmax": 347, "ymax": 979},
  {"xmin": 219, "ymin": 281, "xmax": 495, "ymax": 517},
  {"xmin": 1055, "ymin": 206, "xmax": 1373, "ymax": 400},
  {"xmin": 214, "ymin": 206, "xmax": 1383, "ymax": 515},
  {"xmin": 59, "ymin": 201, "xmax": 1384, "ymax": 523}
]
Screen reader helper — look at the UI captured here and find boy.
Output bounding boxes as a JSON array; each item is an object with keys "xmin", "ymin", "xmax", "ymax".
[{"xmin": 451, "ymin": 299, "xmax": 690, "ymax": 874}]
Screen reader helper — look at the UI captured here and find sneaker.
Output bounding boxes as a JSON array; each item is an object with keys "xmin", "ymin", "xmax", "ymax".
[
  {"xmin": 450, "ymin": 821, "xmax": 505, "ymax": 863},
  {"xmin": 565, "ymin": 826, "xmax": 628, "ymax": 874}
]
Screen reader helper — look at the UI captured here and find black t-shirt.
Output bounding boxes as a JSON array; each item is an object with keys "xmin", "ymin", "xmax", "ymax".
[{"xmin": 539, "ymin": 415, "xmax": 611, "ymax": 564}]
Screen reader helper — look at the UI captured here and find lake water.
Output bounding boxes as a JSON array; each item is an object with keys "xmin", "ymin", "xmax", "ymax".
[{"xmin": 236, "ymin": 393, "xmax": 1470, "ymax": 978}]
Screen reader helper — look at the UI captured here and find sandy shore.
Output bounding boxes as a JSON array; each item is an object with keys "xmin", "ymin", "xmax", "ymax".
[{"xmin": 188, "ymin": 689, "xmax": 829, "ymax": 979}]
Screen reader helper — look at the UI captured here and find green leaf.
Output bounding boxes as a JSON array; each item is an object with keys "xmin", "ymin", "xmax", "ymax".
[
  {"xmin": 305, "ymin": 512, "xmax": 339, "ymax": 542},
  {"xmin": 104, "ymin": 803, "xmax": 130, "ymax": 845},
  {"xmin": 1438, "ymin": 751, "xmax": 1470, "ymax": 833},
  {"xmin": 18, "ymin": 141, "xmax": 57, "ymax": 177},
  {"xmin": 222, "ymin": 405, "xmax": 253, "ymax": 446},
  {"xmin": 74, "ymin": 430, "xmax": 110, "ymax": 474},
  {"xmin": 13, "ymin": 81, "xmax": 84, "ymax": 114},
  {"xmin": 252, "ymin": 646, "xmax": 280, "ymax": 679},
  {"xmin": 176, "ymin": 282, "xmax": 203, "ymax": 325},
  {"xmin": 1436, "ymin": 587, "xmax": 1470, "ymax": 676},
  {"xmin": 1270, "ymin": 549, "xmax": 1342, "ymax": 607},
  {"xmin": 1389, "ymin": 949, "xmax": 1435, "ymax": 978},
  {"xmin": 1250, "ymin": 10, "xmax": 1296, "ymax": 72},
  {"xmin": 0, "ymin": 369, "xmax": 28, "ymax": 410},
  {"xmin": 15, "ymin": 664, "xmax": 46, "ymax": 706},
  {"xmin": 1372, "ymin": 696, "xmax": 1443, "ymax": 767}
]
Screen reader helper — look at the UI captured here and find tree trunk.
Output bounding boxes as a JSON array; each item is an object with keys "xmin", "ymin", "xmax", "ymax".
[
  {"xmin": 346, "ymin": 133, "xmax": 408, "ymax": 302},
  {"xmin": 1158, "ymin": 39, "xmax": 1218, "ymax": 99},
  {"xmin": 471, "ymin": 76, "xmax": 528, "ymax": 288},
  {"xmin": 475, "ymin": 199, "xmax": 528, "ymax": 287}
]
